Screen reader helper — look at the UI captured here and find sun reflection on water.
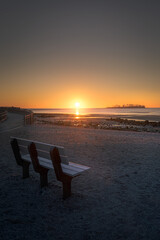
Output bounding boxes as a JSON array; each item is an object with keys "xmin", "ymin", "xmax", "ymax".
[
  {"xmin": 75, "ymin": 110, "xmax": 79, "ymax": 119},
  {"xmin": 75, "ymin": 102, "xmax": 80, "ymax": 119}
]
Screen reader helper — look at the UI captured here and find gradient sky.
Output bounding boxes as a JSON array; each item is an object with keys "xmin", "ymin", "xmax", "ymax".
[{"xmin": 0, "ymin": 0, "xmax": 160, "ymax": 108}]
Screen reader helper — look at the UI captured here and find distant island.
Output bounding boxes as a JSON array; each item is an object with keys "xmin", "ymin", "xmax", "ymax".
[{"xmin": 106, "ymin": 104, "xmax": 145, "ymax": 109}]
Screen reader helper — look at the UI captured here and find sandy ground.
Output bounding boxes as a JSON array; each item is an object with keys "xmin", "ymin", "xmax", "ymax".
[{"xmin": 0, "ymin": 113, "xmax": 160, "ymax": 240}]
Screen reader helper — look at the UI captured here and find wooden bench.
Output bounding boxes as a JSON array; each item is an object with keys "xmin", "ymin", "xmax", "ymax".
[{"xmin": 10, "ymin": 137, "xmax": 90, "ymax": 199}]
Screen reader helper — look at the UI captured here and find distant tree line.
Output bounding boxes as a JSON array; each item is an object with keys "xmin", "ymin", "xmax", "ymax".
[{"xmin": 107, "ymin": 104, "xmax": 145, "ymax": 108}]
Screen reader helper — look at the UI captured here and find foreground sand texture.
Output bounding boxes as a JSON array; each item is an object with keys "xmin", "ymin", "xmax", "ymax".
[{"xmin": 0, "ymin": 113, "xmax": 160, "ymax": 240}]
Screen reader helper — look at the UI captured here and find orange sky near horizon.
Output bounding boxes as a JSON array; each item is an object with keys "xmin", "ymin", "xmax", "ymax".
[{"xmin": 1, "ymin": 66, "xmax": 160, "ymax": 108}]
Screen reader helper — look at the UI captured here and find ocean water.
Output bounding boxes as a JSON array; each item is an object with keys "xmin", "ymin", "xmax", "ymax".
[{"xmin": 31, "ymin": 108, "xmax": 160, "ymax": 122}]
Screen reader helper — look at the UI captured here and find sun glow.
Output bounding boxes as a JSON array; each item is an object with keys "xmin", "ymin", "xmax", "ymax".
[{"xmin": 75, "ymin": 102, "xmax": 80, "ymax": 108}]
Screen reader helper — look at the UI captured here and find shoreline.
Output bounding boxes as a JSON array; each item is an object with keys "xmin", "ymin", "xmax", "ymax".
[
  {"xmin": 34, "ymin": 113, "xmax": 160, "ymax": 133},
  {"xmin": 31, "ymin": 108, "xmax": 160, "ymax": 121}
]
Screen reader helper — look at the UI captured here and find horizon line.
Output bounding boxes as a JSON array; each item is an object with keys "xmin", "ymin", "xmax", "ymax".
[{"xmin": 1, "ymin": 106, "xmax": 160, "ymax": 109}]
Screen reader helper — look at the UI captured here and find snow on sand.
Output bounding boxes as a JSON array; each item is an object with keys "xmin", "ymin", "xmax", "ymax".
[{"xmin": 0, "ymin": 113, "xmax": 160, "ymax": 240}]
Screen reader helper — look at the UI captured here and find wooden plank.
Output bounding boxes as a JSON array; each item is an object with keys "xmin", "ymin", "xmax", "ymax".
[
  {"xmin": 22, "ymin": 154, "xmax": 31, "ymax": 162},
  {"xmin": 13, "ymin": 138, "xmax": 67, "ymax": 164},
  {"xmin": 38, "ymin": 158, "xmax": 79, "ymax": 176},
  {"xmin": 39, "ymin": 158, "xmax": 53, "ymax": 169},
  {"xmin": 69, "ymin": 162, "xmax": 90, "ymax": 171},
  {"xmin": 35, "ymin": 143, "xmax": 65, "ymax": 156},
  {"xmin": 11, "ymin": 137, "xmax": 65, "ymax": 156},
  {"xmin": 61, "ymin": 164, "xmax": 81, "ymax": 176},
  {"xmin": 22, "ymin": 154, "xmax": 88, "ymax": 177},
  {"xmin": 11, "ymin": 137, "xmax": 31, "ymax": 147},
  {"xmin": 19, "ymin": 145, "xmax": 28, "ymax": 154},
  {"xmin": 22, "ymin": 154, "xmax": 84, "ymax": 176},
  {"xmin": 62, "ymin": 169, "xmax": 79, "ymax": 177},
  {"xmin": 61, "ymin": 164, "xmax": 86, "ymax": 175},
  {"xmin": 62, "ymin": 163, "xmax": 86, "ymax": 172},
  {"xmin": 39, "ymin": 158, "xmax": 80, "ymax": 176},
  {"xmin": 36, "ymin": 149, "xmax": 68, "ymax": 164},
  {"xmin": 36, "ymin": 150, "xmax": 50, "ymax": 159}
]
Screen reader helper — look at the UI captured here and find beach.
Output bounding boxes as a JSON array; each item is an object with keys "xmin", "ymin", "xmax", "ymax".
[
  {"xmin": 0, "ymin": 113, "xmax": 160, "ymax": 240},
  {"xmin": 34, "ymin": 113, "xmax": 160, "ymax": 133}
]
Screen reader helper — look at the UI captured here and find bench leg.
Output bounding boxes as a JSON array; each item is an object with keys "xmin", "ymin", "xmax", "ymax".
[
  {"xmin": 22, "ymin": 162, "xmax": 30, "ymax": 179},
  {"xmin": 40, "ymin": 171, "xmax": 48, "ymax": 187},
  {"xmin": 62, "ymin": 179, "xmax": 72, "ymax": 199}
]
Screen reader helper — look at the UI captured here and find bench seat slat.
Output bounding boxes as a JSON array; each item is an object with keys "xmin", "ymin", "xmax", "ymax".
[
  {"xmin": 38, "ymin": 158, "xmax": 82, "ymax": 177},
  {"xmin": 61, "ymin": 163, "xmax": 89, "ymax": 173},
  {"xmin": 22, "ymin": 154, "xmax": 31, "ymax": 162},
  {"xmin": 39, "ymin": 160, "xmax": 80, "ymax": 177},
  {"xmin": 21, "ymin": 154, "xmax": 90, "ymax": 171},
  {"xmin": 69, "ymin": 162, "xmax": 90, "ymax": 171},
  {"xmin": 61, "ymin": 164, "xmax": 86, "ymax": 176},
  {"xmin": 22, "ymin": 154, "xmax": 89, "ymax": 177}
]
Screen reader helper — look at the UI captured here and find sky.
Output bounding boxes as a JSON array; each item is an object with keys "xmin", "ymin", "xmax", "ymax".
[{"xmin": 0, "ymin": 0, "xmax": 160, "ymax": 108}]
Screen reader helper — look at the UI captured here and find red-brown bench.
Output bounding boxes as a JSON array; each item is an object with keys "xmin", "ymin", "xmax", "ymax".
[{"xmin": 10, "ymin": 137, "xmax": 90, "ymax": 199}]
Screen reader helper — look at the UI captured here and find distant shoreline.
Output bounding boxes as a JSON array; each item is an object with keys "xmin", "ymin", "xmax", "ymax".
[
  {"xmin": 106, "ymin": 105, "xmax": 145, "ymax": 109},
  {"xmin": 106, "ymin": 106, "xmax": 145, "ymax": 109}
]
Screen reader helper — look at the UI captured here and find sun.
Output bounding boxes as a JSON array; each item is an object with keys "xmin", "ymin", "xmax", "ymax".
[{"xmin": 75, "ymin": 102, "xmax": 80, "ymax": 108}]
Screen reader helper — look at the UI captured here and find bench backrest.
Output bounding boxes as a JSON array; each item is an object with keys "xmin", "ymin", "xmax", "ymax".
[
  {"xmin": 50, "ymin": 147, "xmax": 64, "ymax": 181},
  {"xmin": 28, "ymin": 142, "xmax": 41, "ymax": 172},
  {"xmin": 10, "ymin": 137, "xmax": 69, "ymax": 165},
  {"xmin": 10, "ymin": 138, "xmax": 23, "ymax": 166}
]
